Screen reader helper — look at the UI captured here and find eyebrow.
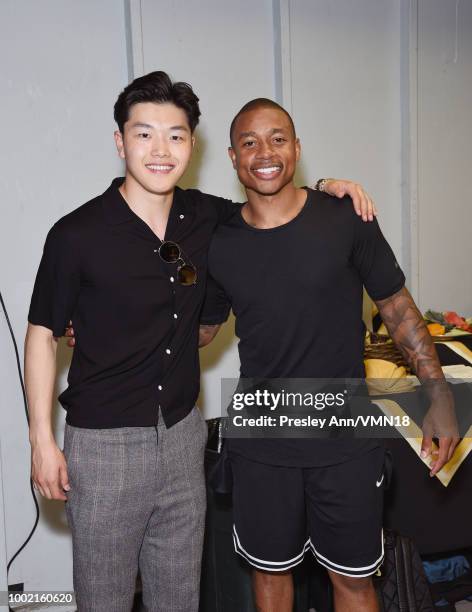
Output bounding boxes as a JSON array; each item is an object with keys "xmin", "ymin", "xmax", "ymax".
[
  {"xmin": 130, "ymin": 122, "xmax": 154, "ymax": 129},
  {"xmin": 238, "ymin": 128, "xmax": 287, "ymax": 139},
  {"xmin": 129, "ymin": 123, "xmax": 190, "ymax": 132}
]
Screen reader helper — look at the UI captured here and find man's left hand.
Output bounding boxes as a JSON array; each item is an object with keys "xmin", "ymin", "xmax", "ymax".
[{"xmin": 322, "ymin": 179, "xmax": 377, "ymax": 222}]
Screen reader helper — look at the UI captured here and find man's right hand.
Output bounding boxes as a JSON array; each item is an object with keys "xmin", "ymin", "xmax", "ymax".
[
  {"xmin": 421, "ymin": 395, "xmax": 460, "ymax": 476},
  {"xmin": 31, "ymin": 438, "xmax": 70, "ymax": 501}
]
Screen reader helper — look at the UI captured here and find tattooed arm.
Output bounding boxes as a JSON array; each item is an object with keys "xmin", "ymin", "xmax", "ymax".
[
  {"xmin": 376, "ymin": 287, "xmax": 443, "ymax": 379},
  {"xmin": 199, "ymin": 324, "xmax": 221, "ymax": 347},
  {"xmin": 375, "ymin": 286, "xmax": 459, "ymax": 475}
]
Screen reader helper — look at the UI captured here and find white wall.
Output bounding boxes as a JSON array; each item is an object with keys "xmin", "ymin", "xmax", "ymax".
[
  {"xmin": 0, "ymin": 0, "xmax": 128, "ymax": 593},
  {"xmin": 289, "ymin": 0, "xmax": 403, "ymax": 262},
  {"xmin": 416, "ymin": 0, "xmax": 472, "ymax": 313}
]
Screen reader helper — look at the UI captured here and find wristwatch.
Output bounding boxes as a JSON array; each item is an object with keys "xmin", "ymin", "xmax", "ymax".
[{"xmin": 314, "ymin": 178, "xmax": 333, "ymax": 192}]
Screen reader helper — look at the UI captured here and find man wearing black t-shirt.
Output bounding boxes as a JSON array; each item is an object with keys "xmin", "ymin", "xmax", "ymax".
[
  {"xmin": 24, "ymin": 72, "xmax": 375, "ymax": 611},
  {"xmin": 200, "ymin": 99, "xmax": 459, "ymax": 611}
]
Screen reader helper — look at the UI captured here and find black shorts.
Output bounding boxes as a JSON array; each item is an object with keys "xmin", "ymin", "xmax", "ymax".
[{"xmin": 229, "ymin": 446, "xmax": 386, "ymax": 577}]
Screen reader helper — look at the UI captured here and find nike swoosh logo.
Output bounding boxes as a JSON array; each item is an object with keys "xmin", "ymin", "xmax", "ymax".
[{"xmin": 376, "ymin": 474, "xmax": 384, "ymax": 488}]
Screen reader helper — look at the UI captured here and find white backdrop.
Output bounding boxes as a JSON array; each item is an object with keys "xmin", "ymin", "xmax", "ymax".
[
  {"xmin": 417, "ymin": 0, "xmax": 472, "ymax": 314},
  {"xmin": 0, "ymin": 0, "xmax": 128, "ymax": 595}
]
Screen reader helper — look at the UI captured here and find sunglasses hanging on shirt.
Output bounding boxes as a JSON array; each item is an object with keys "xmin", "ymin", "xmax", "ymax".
[{"xmin": 158, "ymin": 241, "xmax": 197, "ymax": 286}]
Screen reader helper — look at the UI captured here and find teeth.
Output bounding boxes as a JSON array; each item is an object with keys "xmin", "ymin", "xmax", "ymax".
[
  {"xmin": 254, "ymin": 167, "xmax": 280, "ymax": 174},
  {"xmin": 147, "ymin": 165, "xmax": 173, "ymax": 171}
]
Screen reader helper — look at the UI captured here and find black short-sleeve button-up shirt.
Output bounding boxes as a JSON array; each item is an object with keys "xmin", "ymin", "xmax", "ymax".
[{"xmin": 28, "ymin": 178, "xmax": 237, "ymax": 428}]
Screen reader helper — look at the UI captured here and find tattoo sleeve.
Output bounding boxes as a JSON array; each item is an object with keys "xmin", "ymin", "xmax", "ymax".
[
  {"xmin": 375, "ymin": 286, "xmax": 444, "ymax": 383},
  {"xmin": 376, "ymin": 287, "xmax": 459, "ymax": 441}
]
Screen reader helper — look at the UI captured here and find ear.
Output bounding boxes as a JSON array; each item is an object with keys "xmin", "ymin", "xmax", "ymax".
[
  {"xmin": 228, "ymin": 147, "xmax": 237, "ymax": 170},
  {"xmin": 191, "ymin": 135, "xmax": 196, "ymax": 149},
  {"xmin": 114, "ymin": 130, "xmax": 125, "ymax": 159},
  {"xmin": 295, "ymin": 138, "xmax": 301, "ymax": 162}
]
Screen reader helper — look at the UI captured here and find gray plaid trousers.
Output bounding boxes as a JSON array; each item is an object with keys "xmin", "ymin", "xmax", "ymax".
[{"xmin": 63, "ymin": 406, "xmax": 208, "ymax": 612}]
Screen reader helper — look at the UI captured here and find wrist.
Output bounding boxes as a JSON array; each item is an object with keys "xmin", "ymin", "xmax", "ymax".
[
  {"xmin": 314, "ymin": 178, "xmax": 334, "ymax": 193},
  {"xmin": 29, "ymin": 426, "xmax": 55, "ymax": 446},
  {"xmin": 421, "ymin": 378, "xmax": 452, "ymax": 402}
]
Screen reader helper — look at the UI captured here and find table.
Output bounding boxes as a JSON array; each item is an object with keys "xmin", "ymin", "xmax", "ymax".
[{"xmin": 384, "ymin": 336, "xmax": 472, "ymax": 554}]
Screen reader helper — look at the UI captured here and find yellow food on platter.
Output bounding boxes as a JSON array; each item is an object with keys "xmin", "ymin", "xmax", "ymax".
[
  {"xmin": 364, "ymin": 359, "xmax": 414, "ymax": 395},
  {"xmin": 427, "ymin": 323, "xmax": 446, "ymax": 336},
  {"xmin": 365, "ymin": 359, "xmax": 406, "ymax": 379}
]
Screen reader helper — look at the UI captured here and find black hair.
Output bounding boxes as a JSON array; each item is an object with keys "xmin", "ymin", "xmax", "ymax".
[
  {"xmin": 229, "ymin": 98, "xmax": 296, "ymax": 146},
  {"xmin": 114, "ymin": 71, "xmax": 201, "ymax": 133}
]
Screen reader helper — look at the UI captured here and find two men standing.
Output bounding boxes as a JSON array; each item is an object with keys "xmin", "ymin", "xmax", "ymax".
[{"xmin": 25, "ymin": 71, "xmax": 376, "ymax": 611}]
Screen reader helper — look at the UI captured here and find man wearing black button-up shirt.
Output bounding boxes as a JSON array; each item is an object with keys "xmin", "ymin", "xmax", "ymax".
[{"xmin": 25, "ymin": 71, "xmax": 377, "ymax": 611}]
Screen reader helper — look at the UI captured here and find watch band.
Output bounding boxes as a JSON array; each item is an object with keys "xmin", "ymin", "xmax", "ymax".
[{"xmin": 314, "ymin": 178, "xmax": 333, "ymax": 192}]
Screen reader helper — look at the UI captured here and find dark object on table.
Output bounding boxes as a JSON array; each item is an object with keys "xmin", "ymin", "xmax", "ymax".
[
  {"xmin": 373, "ymin": 530, "xmax": 434, "ymax": 611},
  {"xmin": 434, "ymin": 335, "xmax": 472, "ymax": 366}
]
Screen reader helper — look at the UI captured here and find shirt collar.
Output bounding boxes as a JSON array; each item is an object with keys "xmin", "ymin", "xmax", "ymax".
[
  {"xmin": 101, "ymin": 177, "xmax": 188, "ymax": 232},
  {"xmin": 101, "ymin": 177, "xmax": 135, "ymax": 225}
]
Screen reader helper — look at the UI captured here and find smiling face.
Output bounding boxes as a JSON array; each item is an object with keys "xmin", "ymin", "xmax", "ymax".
[
  {"xmin": 228, "ymin": 106, "xmax": 300, "ymax": 197},
  {"xmin": 115, "ymin": 101, "xmax": 194, "ymax": 196}
]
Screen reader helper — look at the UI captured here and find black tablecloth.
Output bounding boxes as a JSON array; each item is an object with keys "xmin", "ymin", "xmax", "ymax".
[
  {"xmin": 384, "ymin": 336, "xmax": 472, "ymax": 554},
  {"xmin": 434, "ymin": 336, "xmax": 472, "ymax": 366}
]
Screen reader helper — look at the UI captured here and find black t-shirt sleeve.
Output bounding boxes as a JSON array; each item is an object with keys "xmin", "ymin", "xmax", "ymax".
[
  {"xmin": 352, "ymin": 216, "xmax": 405, "ymax": 301},
  {"xmin": 28, "ymin": 223, "xmax": 81, "ymax": 336},
  {"xmin": 201, "ymin": 192, "xmax": 242, "ymax": 224},
  {"xmin": 200, "ymin": 273, "xmax": 232, "ymax": 325}
]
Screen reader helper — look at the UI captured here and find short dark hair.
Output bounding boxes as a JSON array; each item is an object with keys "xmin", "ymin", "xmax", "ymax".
[
  {"xmin": 229, "ymin": 98, "xmax": 296, "ymax": 146},
  {"xmin": 114, "ymin": 71, "xmax": 201, "ymax": 133}
]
